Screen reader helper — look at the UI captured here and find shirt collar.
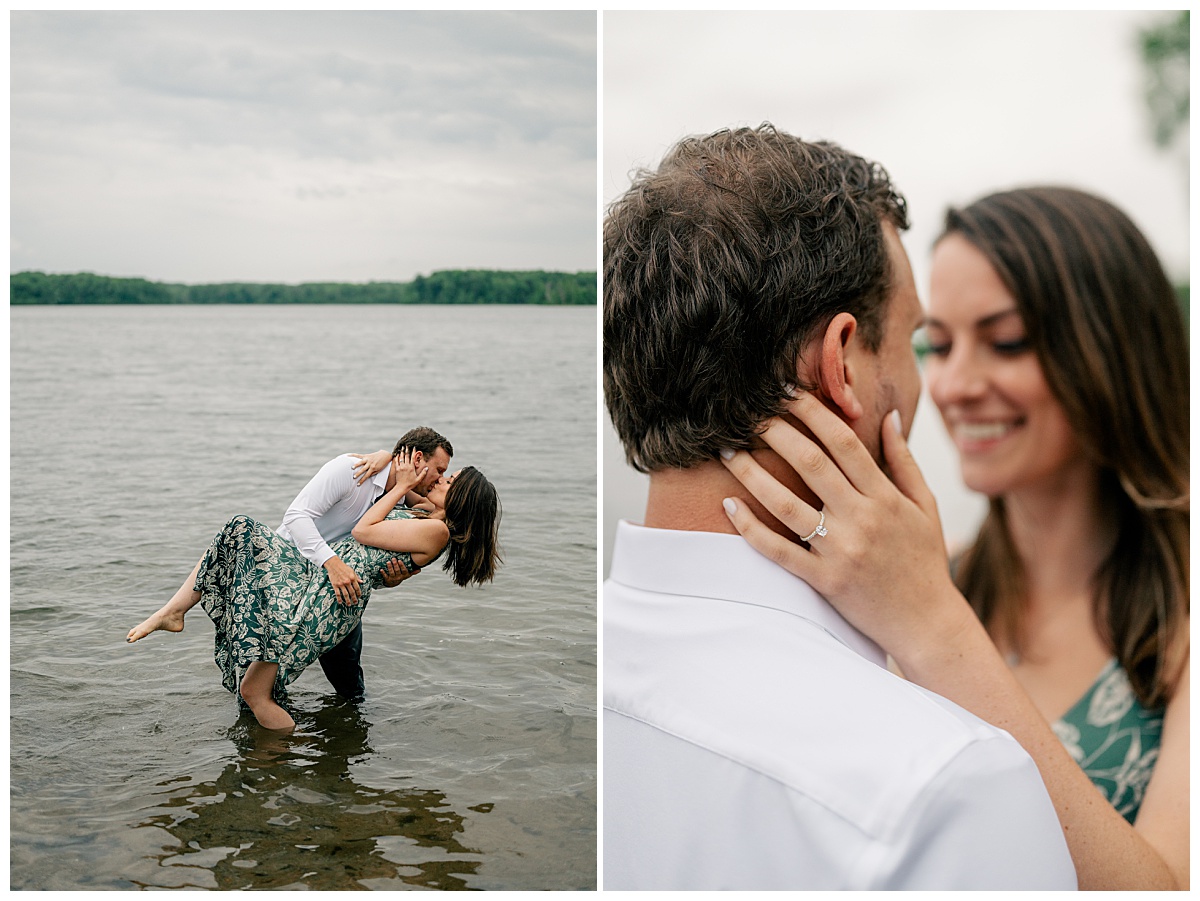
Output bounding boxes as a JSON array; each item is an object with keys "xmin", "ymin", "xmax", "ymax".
[
  {"xmin": 372, "ymin": 465, "xmax": 392, "ymax": 498},
  {"xmin": 609, "ymin": 519, "xmax": 885, "ymax": 666}
]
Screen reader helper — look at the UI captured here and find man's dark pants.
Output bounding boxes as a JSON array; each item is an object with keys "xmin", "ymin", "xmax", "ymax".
[{"xmin": 319, "ymin": 622, "xmax": 366, "ymax": 701}]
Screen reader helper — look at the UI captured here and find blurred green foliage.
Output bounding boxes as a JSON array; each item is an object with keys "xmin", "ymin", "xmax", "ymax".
[
  {"xmin": 9, "ymin": 269, "xmax": 596, "ymax": 305},
  {"xmin": 1140, "ymin": 13, "xmax": 1188, "ymax": 331},
  {"xmin": 1140, "ymin": 10, "xmax": 1189, "ymax": 150}
]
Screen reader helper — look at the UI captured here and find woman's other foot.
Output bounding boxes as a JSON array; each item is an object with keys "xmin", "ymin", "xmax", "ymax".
[
  {"xmin": 239, "ymin": 690, "xmax": 296, "ymax": 731},
  {"xmin": 250, "ymin": 703, "xmax": 296, "ymax": 732},
  {"xmin": 126, "ymin": 608, "xmax": 185, "ymax": 643},
  {"xmin": 238, "ymin": 661, "xmax": 296, "ymax": 731}
]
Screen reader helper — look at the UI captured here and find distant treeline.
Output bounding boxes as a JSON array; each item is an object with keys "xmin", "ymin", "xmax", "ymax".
[{"xmin": 10, "ymin": 269, "xmax": 596, "ymax": 305}]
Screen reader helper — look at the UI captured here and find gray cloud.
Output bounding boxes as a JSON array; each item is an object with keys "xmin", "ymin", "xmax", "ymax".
[
  {"xmin": 602, "ymin": 11, "xmax": 1186, "ymax": 285},
  {"xmin": 11, "ymin": 11, "xmax": 596, "ymax": 282}
]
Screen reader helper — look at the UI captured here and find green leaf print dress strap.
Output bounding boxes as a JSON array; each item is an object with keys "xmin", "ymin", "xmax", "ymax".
[{"xmin": 1051, "ymin": 658, "xmax": 1165, "ymax": 824}]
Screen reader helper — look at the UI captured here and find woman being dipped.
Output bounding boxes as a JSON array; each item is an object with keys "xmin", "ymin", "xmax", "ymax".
[
  {"xmin": 720, "ymin": 187, "xmax": 1188, "ymax": 889},
  {"xmin": 128, "ymin": 450, "xmax": 501, "ymax": 732}
]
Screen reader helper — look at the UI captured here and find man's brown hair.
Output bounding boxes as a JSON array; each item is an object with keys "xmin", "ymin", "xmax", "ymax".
[
  {"xmin": 604, "ymin": 123, "xmax": 909, "ymax": 473},
  {"xmin": 393, "ymin": 426, "xmax": 453, "ymax": 461}
]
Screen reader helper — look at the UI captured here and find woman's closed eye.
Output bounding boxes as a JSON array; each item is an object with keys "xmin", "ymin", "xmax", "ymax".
[
  {"xmin": 914, "ymin": 330, "xmax": 1029, "ymax": 360},
  {"xmin": 991, "ymin": 338, "xmax": 1031, "ymax": 355}
]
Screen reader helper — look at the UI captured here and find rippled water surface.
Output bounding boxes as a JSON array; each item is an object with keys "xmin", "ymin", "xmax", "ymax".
[{"xmin": 11, "ymin": 304, "xmax": 597, "ymax": 890}]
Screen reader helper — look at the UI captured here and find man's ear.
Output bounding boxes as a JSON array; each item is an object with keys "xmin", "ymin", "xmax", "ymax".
[{"xmin": 815, "ymin": 312, "xmax": 866, "ymax": 421}]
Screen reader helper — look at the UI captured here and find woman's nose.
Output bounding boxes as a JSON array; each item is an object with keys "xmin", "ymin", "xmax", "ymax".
[{"xmin": 928, "ymin": 345, "xmax": 988, "ymax": 407}]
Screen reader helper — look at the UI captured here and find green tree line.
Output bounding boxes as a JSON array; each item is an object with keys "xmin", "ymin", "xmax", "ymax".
[{"xmin": 10, "ymin": 269, "xmax": 596, "ymax": 305}]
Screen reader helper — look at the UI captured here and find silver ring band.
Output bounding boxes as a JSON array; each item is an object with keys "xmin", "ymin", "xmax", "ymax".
[{"xmin": 801, "ymin": 509, "xmax": 828, "ymax": 542}]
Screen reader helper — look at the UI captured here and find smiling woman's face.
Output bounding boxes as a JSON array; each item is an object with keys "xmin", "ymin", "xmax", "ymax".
[{"xmin": 924, "ymin": 233, "xmax": 1084, "ymax": 499}]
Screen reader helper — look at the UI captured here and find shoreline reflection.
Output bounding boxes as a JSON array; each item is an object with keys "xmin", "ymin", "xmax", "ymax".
[{"xmin": 135, "ymin": 699, "xmax": 485, "ymax": 890}]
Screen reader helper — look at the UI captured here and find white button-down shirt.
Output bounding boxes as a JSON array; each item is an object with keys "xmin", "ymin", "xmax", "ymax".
[
  {"xmin": 603, "ymin": 520, "xmax": 1077, "ymax": 890},
  {"xmin": 276, "ymin": 454, "xmax": 390, "ymax": 567}
]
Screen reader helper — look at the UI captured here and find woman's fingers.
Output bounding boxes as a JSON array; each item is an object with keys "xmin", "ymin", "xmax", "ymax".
[
  {"xmin": 722, "ymin": 496, "xmax": 816, "ymax": 582},
  {"xmin": 780, "ymin": 391, "xmax": 891, "ymax": 496},
  {"xmin": 349, "ymin": 454, "xmax": 371, "ymax": 485},
  {"xmin": 756, "ymin": 416, "xmax": 859, "ymax": 510},
  {"xmin": 719, "ymin": 448, "xmax": 825, "ymax": 539},
  {"xmin": 883, "ymin": 410, "xmax": 939, "ymax": 520}
]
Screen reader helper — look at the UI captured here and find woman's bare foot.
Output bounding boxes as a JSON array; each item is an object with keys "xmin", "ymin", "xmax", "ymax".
[
  {"xmin": 128, "ymin": 559, "xmax": 205, "ymax": 643},
  {"xmin": 126, "ymin": 608, "xmax": 185, "ymax": 643},
  {"xmin": 239, "ymin": 661, "xmax": 296, "ymax": 731},
  {"xmin": 248, "ymin": 700, "xmax": 296, "ymax": 732}
]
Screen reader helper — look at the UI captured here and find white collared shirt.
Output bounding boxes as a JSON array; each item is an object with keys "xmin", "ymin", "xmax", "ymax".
[
  {"xmin": 276, "ymin": 454, "xmax": 390, "ymax": 567},
  {"xmin": 603, "ymin": 520, "xmax": 1077, "ymax": 891}
]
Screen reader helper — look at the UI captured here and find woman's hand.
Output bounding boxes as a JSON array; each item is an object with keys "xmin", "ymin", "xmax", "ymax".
[
  {"xmin": 390, "ymin": 447, "xmax": 427, "ymax": 495},
  {"xmin": 722, "ymin": 391, "xmax": 1191, "ymax": 889},
  {"xmin": 350, "ymin": 449, "xmax": 393, "ymax": 486},
  {"xmin": 718, "ymin": 391, "xmax": 972, "ymax": 662}
]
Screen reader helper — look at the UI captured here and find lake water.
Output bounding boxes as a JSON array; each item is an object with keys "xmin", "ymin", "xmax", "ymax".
[{"xmin": 10, "ymin": 304, "xmax": 597, "ymax": 890}]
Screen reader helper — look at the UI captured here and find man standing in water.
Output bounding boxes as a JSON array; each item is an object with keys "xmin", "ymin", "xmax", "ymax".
[
  {"xmin": 277, "ymin": 425, "xmax": 453, "ymax": 700},
  {"xmin": 602, "ymin": 125, "xmax": 1076, "ymax": 889}
]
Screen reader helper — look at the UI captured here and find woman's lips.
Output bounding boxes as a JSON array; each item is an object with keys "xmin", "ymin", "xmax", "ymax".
[{"xmin": 952, "ymin": 419, "xmax": 1020, "ymax": 451}]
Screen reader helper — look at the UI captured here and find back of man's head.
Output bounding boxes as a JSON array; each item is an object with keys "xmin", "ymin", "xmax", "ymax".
[
  {"xmin": 604, "ymin": 123, "xmax": 908, "ymax": 474},
  {"xmin": 394, "ymin": 426, "xmax": 453, "ymax": 460}
]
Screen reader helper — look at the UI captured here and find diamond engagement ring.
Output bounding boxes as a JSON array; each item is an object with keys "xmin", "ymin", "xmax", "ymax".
[{"xmin": 801, "ymin": 509, "xmax": 828, "ymax": 542}]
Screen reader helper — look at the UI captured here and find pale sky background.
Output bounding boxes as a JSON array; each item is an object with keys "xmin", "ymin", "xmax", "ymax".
[
  {"xmin": 10, "ymin": 10, "xmax": 597, "ymax": 284},
  {"xmin": 602, "ymin": 10, "xmax": 1189, "ymax": 573}
]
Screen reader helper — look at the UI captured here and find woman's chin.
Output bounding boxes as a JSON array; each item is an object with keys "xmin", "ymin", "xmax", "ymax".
[{"xmin": 959, "ymin": 466, "xmax": 1011, "ymax": 499}]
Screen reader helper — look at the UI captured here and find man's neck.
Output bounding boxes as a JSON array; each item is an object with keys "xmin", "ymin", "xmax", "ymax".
[{"xmin": 642, "ymin": 451, "xmax": 821, "ymax": 542}]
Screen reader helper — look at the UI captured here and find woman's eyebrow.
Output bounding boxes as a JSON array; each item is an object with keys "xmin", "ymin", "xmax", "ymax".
[{"xmin": 924, "ymin": 308, "xmax": 1022, "ymax": 329}]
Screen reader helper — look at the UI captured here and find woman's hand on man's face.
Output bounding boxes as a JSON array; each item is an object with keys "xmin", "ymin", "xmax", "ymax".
[
  {"xmin": 391, "ymin": 447, "xmax": 428, "ymax": 491},
  {"xmin": 718, "ymin": 391, "xmax": 967, "ymax": 660}
]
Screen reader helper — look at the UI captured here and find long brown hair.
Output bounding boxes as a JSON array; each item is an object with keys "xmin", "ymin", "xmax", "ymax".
[
  {"xmin": 945, "ymin": 187, "xmax": 1188, "ymax": 707},
  {"xmin": 442, "ymin": 466, "xmax": 502, "ymax": 587}
]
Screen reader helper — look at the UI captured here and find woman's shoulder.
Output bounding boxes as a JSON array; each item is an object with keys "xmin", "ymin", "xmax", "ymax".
[
  {"xmin": 424, "ymin": 517, "xmax": 451, "ymax": 540},
  {"xmin": 400, "ymin": 512, "xmax": 449, "ymax": 548}
]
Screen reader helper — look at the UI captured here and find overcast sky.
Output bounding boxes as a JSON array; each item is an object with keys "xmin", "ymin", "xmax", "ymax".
[
  {"xmin": 604, "ymin": 10, "xmax": 1187, "ymax": 288},
  {"xmin": 601, "ymin": 10, "xmax": 1189, "ymax": 570},
  {"xmin": 11, "ymin": 11, "xmax": 597, "ymax": 283}
]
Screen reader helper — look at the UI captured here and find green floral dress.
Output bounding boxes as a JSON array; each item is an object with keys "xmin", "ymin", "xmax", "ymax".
[
  {"xmin": 195, "ymin": 506, "xmax": 423, "ymax": 701},
  {"xmin": 1051, "ymin": 659, "xmax": 1164, "ymax": 823}
]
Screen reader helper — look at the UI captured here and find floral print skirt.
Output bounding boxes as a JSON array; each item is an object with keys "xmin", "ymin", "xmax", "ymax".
[{"xmin": 195, "ymin": 515, "xmax": 369, "ymax": 702}]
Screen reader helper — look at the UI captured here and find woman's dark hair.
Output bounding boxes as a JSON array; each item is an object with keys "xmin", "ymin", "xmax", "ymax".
[
  {"xmin": 442, "ymin": 466, "xmax": 502, "ymax": 587},
  {"xmin": 945, "ymin": 187, "xmax": 1188, "ymax": 707}
]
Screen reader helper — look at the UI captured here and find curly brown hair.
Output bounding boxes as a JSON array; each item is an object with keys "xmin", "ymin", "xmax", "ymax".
[
  {"xmin": 393, "ymin": 426, "xmax": 453, "ymax": 461},
  {"xmin": 604, "ymin": 123, "xmax": 910, "ymax": 473}
]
